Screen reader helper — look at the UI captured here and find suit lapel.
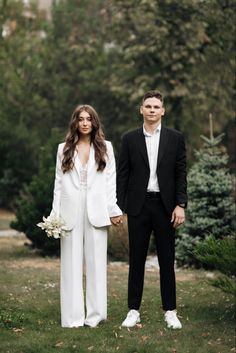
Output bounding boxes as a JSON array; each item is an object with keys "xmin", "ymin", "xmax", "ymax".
[
  {"xmin": 137, "ymin": 128, "xmax": 149, "ymax": 168},
  {"xmin": 157, "ymin": 126, "xmax": 169, "ymax": 167},
  {"xmin": 87, "ymin": 144, "xmax": 95, "ymax": 173},
  {"xmin": 73, "ymin": 152, "xmax": 80, "ymax": 188},
  {"xmin": 87, "ymin": 144, "xmax": 96, "ymax": 186}
]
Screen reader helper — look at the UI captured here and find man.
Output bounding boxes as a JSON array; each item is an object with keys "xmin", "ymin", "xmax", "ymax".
[{"xmin": 117, "ymin": 90, "xmax": 187, "ymax": 329}]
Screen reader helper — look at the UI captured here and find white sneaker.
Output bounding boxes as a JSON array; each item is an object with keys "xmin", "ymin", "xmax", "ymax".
[
  {"xmin": 121, "ymin": 309, "xmax": 140, "ymax": 327},
  {"xmin": 164, "ymin": 310, "xmax": 182, "ymax": 329}
]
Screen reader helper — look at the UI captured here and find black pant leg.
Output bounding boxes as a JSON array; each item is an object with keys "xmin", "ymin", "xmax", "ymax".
[
  {"xmin": 127, "ymin": 202, "xmax": 152, "ymax": 310},
  {"xmin": 151, "ymin": 198, "xmax": 176, "ymax": 311}
]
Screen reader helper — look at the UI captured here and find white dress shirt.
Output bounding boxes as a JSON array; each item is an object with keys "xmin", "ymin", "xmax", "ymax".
[{"xmin": 143, "ymin": 124, "xmax": 161, "ymax": 192}]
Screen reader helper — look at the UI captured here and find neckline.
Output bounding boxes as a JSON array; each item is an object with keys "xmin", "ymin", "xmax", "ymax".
[{"xmin": 77, "ymin": 156, "xmax": 88, "ymax": 169}]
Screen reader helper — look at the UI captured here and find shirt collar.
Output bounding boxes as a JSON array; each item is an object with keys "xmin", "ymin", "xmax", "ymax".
[{"xmin": 143, "ymin": 123, "xmax": 161, "ymax": 137}]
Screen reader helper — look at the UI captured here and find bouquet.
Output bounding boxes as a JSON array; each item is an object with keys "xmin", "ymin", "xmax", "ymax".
[{"xmin": 37, "ymin": 215, "xmax": 69, "ymax": 239}]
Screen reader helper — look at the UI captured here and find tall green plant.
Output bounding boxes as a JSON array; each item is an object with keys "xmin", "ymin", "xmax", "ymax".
[
  {"xmin": 11, "ymin": 128, "xmax": 63, "ymax": 255},
  {"xmin": 176, "ymin": 115, "xmax": 235, "ymax": 266},
  {"xmin": 194, "ymin": 234, "xmax": 236, "ymax": 295}
]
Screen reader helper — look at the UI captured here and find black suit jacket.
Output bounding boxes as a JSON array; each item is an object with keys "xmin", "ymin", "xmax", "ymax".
[{"xmin": 117, "ymin": 126, "xmax": 187, "ymax": 216}]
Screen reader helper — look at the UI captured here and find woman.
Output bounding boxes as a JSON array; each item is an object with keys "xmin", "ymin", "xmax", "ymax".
[{"xmin": 50, "ymin": 104, "xmax": 122, "ymax": 328}]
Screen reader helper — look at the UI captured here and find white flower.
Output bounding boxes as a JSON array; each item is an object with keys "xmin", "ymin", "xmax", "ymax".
[{"xmin": 37, "ymin": 215, "xmax": 69, "ymax": 239}]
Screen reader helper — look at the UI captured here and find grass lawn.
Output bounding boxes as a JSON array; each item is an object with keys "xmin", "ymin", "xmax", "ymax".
[{"xmin": 0, "ymin": 235, "xmax": 235, "ymax": 353}]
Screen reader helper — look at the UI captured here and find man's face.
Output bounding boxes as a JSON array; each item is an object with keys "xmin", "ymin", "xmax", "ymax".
[{"xmin": 140, "ymin": 97, "xmax": 165, "ymax": 125}]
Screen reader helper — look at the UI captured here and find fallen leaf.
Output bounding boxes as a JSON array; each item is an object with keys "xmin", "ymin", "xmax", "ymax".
[
  {"xmin": 55, "ymin": 341, "xmax": 63, "ymax": 347},
  {"xmin": 12, "ymin": 328, "xmax": 23, "ymax": 333},
  {"xmin": 88, "ymin": 346, "xmax": 94, "ymax": 351}
]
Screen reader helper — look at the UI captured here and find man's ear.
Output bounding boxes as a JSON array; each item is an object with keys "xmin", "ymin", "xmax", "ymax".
[
  {"xmin": 140, "ymin": 106, "xmax": 143, "ymax": 115},
  {"xmin": 161, "ymin": 107, "xmax": 165, "ymax": 116}
]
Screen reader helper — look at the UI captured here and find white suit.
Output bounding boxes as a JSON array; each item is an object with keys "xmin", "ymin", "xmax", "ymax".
[{"xmin": 51, "ymin": 140, "xmax": 121, "ymax": 327}]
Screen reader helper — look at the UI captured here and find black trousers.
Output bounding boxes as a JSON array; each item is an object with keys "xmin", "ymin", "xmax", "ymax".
[{"xmin": 127, "ymin": 194, "xmax": 176, "ymax": 311}]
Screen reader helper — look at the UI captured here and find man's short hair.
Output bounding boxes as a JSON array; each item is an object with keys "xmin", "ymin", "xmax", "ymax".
[{"xmin": 142, "ymin": 90, "xmax": 164, "ymax": 105}]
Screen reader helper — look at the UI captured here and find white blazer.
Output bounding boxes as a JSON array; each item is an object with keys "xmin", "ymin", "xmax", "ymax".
[{"xmin": 51, "ymin": 140, "xmax": 122, "ymax": 230}]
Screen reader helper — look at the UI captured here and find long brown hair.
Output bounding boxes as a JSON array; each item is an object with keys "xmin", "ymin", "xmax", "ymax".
[{"xmin": 62, "ymin": 105, "xmax": 107, "ymax": 173}]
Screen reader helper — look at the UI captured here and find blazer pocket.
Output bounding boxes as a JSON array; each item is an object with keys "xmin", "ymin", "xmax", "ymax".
[
  {"xmin": 60, "ymin": 198, "xmax": 77, "ymax": 231},
  {"xmin": 87, "ymin": 193, "xmax": 110, "ymax": 227}
]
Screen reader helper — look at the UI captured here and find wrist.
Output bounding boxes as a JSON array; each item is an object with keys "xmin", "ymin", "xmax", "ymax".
[{"xmin": 178, "ymin": 203, "xmax": 186, "ymax": 209}]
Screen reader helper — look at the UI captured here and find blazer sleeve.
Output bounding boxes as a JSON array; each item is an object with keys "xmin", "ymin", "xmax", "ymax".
[
  {"xmin": 50, "ymin": 144, "xmax": 63, "ymax": 217},
  {"xmin": 175, "ymin": 133, "xmax": 188, "ymax": 205},
  {"xmin": 117, "ymin": 134, "xmax": 130, "ymax": 212},
  {"xmin": 106, "ymin": 141, "xmax": 122, "ymax": 217}
]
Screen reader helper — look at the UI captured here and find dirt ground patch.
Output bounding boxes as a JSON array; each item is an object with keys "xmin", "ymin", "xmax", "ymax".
[
  {"xmin": 0, "ymin": 235, "xmax": 27, "ymax": 248},
  {"xmin": 0, "ymin": 235, "xmax": 201, "ymax": 281},
  {"xmin": 0, "ymin": 208, "xmax": 15, "ymax": 220},
  {"xmin": 0, "ymin": 235, "xmax": 59, "ymax": 270},
  {"xmin": 6, "ymin": 258, "xmax": 60, "ymax": 270}
]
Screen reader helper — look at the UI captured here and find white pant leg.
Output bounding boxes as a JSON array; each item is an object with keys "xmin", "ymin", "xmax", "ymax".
[
  {"xmin": 84, "ymin": 207, "xmax": 108, "ymax": 327},
  {"xmin": 60, "ymin": 189, "xmax": 86, "ymax": 327}
]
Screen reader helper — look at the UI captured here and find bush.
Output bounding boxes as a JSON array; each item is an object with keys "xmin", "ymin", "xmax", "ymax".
[
  {"xmin": 194, "ymin": 234, "xmax": 236, "ymax": 295},
  {"xmin": 11, "ymin": 128, "xmax": 63, "ymax": 256},
  {"xmin": 0, "ymin": 123, "xmax": 38, "ymax": 208},
  {"xmin": 108, "ymin": 216, "xmax": 129, "ymax": 261}
]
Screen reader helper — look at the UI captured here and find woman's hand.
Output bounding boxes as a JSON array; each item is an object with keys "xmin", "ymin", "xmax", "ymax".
[{"xmin": 110, "ymin": 215, "xmax": 123, "ymax": 226}]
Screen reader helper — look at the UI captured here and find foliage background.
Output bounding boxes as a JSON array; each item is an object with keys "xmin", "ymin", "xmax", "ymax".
[
  {"xmin": 0, "ymin": 0, "xmax": 235, "ymax": 208},
  {"xmin": 0, "ymin": 0, "xmax": 235, "ymax": 260}
]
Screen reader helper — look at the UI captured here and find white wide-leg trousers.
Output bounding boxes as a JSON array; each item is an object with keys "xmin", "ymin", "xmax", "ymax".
[{"xmin": 60, "ymin": 188, "xmax": 108, "ymax": 328}]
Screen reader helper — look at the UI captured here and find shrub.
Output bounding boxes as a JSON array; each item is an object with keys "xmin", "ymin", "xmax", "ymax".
[
  {"xmin": 108, "ymin": 215, "xmax": 129, "ymax": 261},
  {"xmin": 11, "ymin": 128, "xmax": 63, "ymax": 256},
  {"xmin": 194, "ymin": 234, "xmax": 236, "ymax": 295}
]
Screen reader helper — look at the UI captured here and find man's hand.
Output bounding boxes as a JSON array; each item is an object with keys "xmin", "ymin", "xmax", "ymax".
[
  {"xmin": 110, "ymin": 215, "xmax": 123, "ymax": 226},
  {"xmin": 171, "ymin": 206, "xmax": 185, "ymax": 228}
]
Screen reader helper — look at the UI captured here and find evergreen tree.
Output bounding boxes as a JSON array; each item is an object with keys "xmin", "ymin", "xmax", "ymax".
[{"xmin": 176, "ymin": 115, "xmax": 235, "ymax": 266}]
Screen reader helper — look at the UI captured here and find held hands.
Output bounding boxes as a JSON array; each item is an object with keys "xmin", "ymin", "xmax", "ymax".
[
  {"xmin": 171, "ymin": 206, "xmax": 185, "ymax": 228},
  {"xmin": 110, "ymin": 215, "xmax": 123, "ymax": 226}
]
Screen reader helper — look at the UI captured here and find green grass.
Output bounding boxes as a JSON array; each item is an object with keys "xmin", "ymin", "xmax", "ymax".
[{"xmin": 0, "ymin": 236, "xmax": 235, "ymax": 353}]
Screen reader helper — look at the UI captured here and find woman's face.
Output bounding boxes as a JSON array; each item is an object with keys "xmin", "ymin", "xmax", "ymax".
[{"xmin": 77, "ymin": 110, "xmax": 93, "ymax": 136}]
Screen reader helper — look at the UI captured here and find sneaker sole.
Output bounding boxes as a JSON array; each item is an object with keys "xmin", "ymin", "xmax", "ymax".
[
  {"xmin": 166, "ymin": 323, "xmax": 182, "ymax": 329},
  {"xmin": 121, "ymin": 318, "xmax": 141, "ymax": 328}
]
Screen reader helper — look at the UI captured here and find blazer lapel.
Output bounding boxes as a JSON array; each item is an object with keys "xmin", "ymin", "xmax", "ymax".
[
  {"xmin": 87, "ymin": 144, "xmax": 96, "ymax": 186},
  {"xmin": 73, "ymin": 152, "xmax": 80, "ymax": 188},
  {"xmin": 157, "ymin": 126, "xmax": 169, "ymax": 167},
  {"xmin": 137, "ymin": 128, "xmax": 149, "ymax": 168}
]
